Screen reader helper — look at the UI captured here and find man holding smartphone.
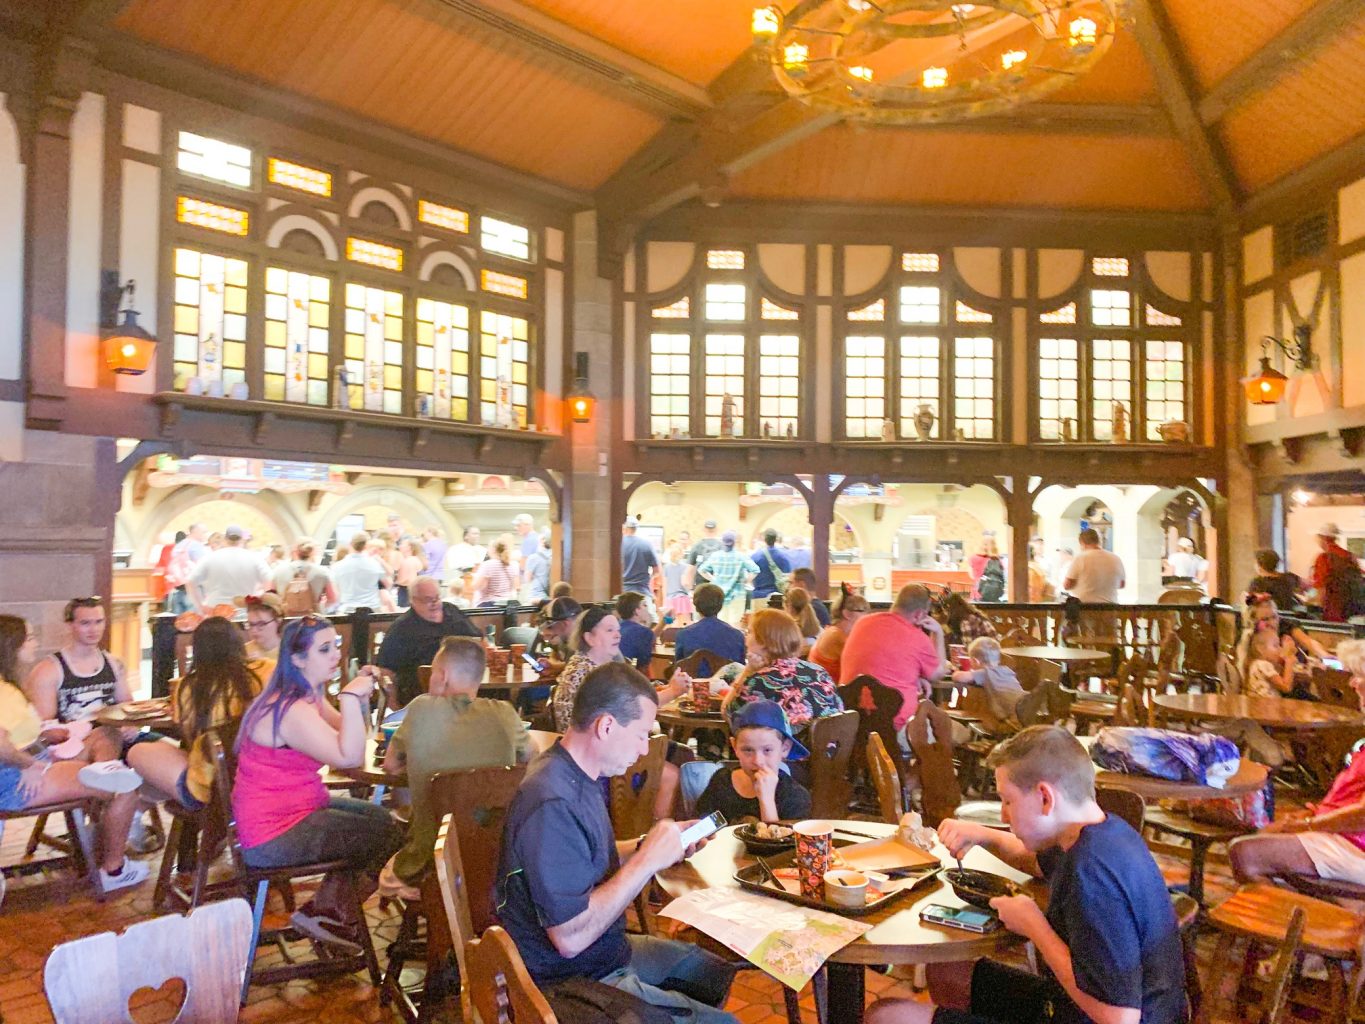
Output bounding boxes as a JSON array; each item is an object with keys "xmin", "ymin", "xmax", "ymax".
[
  {"xmin": 496, "ymin": 662, "xmax": 738, "ymax": 1022},
  {"xmin": 869, "ymin": 726, "xmax": 1186, "ymax": 1024}
]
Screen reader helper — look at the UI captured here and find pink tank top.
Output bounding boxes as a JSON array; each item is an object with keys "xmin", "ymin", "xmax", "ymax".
[{"xmin": 232, "ymin": 736, "xmax": 328, "ymax": 849}]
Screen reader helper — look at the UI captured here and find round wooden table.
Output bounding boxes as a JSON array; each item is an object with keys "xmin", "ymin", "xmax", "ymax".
[
  {"xmin": 92, "ymin": 700, "xmax": 176, "ymax": 734},
  {"xmin": 656, "ymin": 821, "xmax": 1033, "ymax": 1022},
  {"xmin": 655, "ymin": 701, "xmax": 730, "ymax": 743},
  {"xmin": 1095, "ymin": 758, "xmax": 1271, "ymax": 801},
  {"xmin": 1001, "ymin": 645, "xmax": 1109, "ymax": 687},
  {"xmin": 1152, "ymin": 693, "xmax": 1362, "ymax": 733}
]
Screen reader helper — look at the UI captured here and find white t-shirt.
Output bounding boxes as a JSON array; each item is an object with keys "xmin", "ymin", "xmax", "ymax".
[
  {"xmin": 332, "ymin": 553, "xmax": 389, "ymax": 611},
  {"xmin": 1065, "ymin": 547, "xmax": 1126, "ymax": 603},
  {"xmin": 190, "ymin": 546, "xmax": 269, "ymax": 606},
  {"xmin": 445, "ymin": 542, "xmax": 487, "ymax": 574},
  {"xmin": 1167, "ymin": 552, "xmax": 1206, "ymax": 580}
]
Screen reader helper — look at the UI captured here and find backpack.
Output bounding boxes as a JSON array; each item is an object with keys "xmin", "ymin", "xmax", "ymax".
[
  {"xmin": 164, "ymin": 541, "xmax": 195, "ymax": 589},
  {"xmin": 1329, "ymin": 551, "xmax": 1365, "ymax": 617},
  {"xmin": 977, "ymin": 557, "xmax": 1006, "ymax": 603},
  {"xmin": 282, "ymin": 564, "xmax": 316, "ymax": 615}
]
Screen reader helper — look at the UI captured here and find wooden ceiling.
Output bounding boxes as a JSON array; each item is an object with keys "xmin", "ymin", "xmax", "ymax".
[{"xmin": 109, "ymin": 0, "xmax": 1365, "ymax": 217}]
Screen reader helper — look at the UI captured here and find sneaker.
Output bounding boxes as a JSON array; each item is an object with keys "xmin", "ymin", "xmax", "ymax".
[
  {"xmin": 289, "ymin": 910, "xmax": 364, "ymax": 954},
  {"xmin": 78, "ymin": 761, "xmax": 143, "ymax": 794},
  {"xmin": 126, "ymin": 812, "xmax": 165, "ymax": 856},
  {"xmin": 100, "ymin": 858, "xmax": 151, "ymax": 893}
]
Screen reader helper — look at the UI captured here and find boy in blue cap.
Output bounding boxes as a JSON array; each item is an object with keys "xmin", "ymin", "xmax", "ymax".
[{"xmin": 697, "ymin": 699, "xmax": 812, "ymax": 823}]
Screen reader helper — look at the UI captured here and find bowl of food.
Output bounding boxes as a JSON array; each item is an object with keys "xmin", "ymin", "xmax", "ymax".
[
  {"xmin": 943, "ymin": 868, "xmax": 1021, "ymax": 909},
  {"xmin": 735, "ymin": 821, "xmax": 796, "ymax": 854}
]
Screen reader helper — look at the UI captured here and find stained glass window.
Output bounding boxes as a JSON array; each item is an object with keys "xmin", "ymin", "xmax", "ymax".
[
  {"xmin": 1090, "ymin": 339, "xmax": 1132, "ymax": 441},
  {"xmin": 418, "ymin": 200, "xmax": 470, "ymax": 233},
  {"xmin": 704, "ymin": 283, "xmax": 746, "ymax": 321},
  {"xmin": 172, "ymin": 248, "xmax": 248, "ymax": 393},
  {"xmin": 177, "ymin": 132, "xmax": 251, "ymax": 189},
  {"xmin": 1040, "ymin": 302, "xmax": 1077, "ymax": 324},
  {"xmin": 848, "ymin": 299, "xmax": 885, "ymax": 322},
  {"xmin": 1038, "ymin": 337, "xmax": 1079, "ymax": 440},
  {"xmin": 703, "ymin": 334, "xmax": 745, "ymax": 436},
  {"xmin": 267, "ymin": 158, "xmax": 332, "ymax": 197},
  {"xmin": 264, "ymin": 267, "xmax": 330, "ymax": 405},
  {"xmin": 416, "ymin": 297, "xmax": 471, "ymax": 420},
  {"xmin": 652, "ymin": 297, "xmax": 690, "ymax": 319},
  {"xmin": 1092, "ymin": 257, "xmax": 1129, "ymax": 277},
  {"xmin": 760, "ymin": 297, "xmax": 799, "ymax": 320},
  {"xmin": 898, "ymin": 336, "xmax": 940, "ymax": 439},
  {"xmin": 1144, "ymin": 340, "xmax": 1187, "ymax": 439},
  {"xmin": 344, "ymin": 283, "xmax": 404, "ymax": 414},
  {"xmin": 758, "ymin": 334, "xmax": 800, "ymax": 436},
  {"xmin": 176, "ymin": 196, "xmax": 249, "ymax": 236},
  {"xmin": 902, "ymin": 252, "xmax": 940, "ymax": 272},
  {"xmin": 481, "ymin": 217, "xmax": 531, "ymax": 261},
  {"xmin": 649, "ymin": 333, "xmax": 690, "ymax": 436},
  {"xmin": 480, "ymin": 311, "xmax": 530, "ymax": 427},
  {"xmin": 844, "ymin": 335, "xmax": 886, "ymax": 439},
  {"xmin": 953, "ymin": 336, "xmax": 995, "ymax": 439},
  {"xmin": 707, "ymin": 250, "xmax": 745, "ymax": 270}
]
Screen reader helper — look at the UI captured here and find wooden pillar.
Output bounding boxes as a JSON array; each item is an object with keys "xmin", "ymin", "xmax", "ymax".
[
  {"xmin": 1007, "ymin": 477, "xmax": 1033, "ymax": 602},
  {"xmin": 808, "ymin": 475, "xmax": 834, "ymax": 600}
]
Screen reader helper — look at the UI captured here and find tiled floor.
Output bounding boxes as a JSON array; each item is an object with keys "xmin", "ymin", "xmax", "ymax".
[{"xmin": 0, "ymin": 808, "xmax": 1273, "ymax": 1024}]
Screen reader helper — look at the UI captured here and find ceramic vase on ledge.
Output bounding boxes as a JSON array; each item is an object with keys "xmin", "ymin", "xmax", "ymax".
[{"xmin": 913, "ymin": 404, "xmax": 935, "ymax": 440}]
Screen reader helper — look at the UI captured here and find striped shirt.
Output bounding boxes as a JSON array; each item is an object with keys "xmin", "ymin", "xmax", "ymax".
[{"xmin": 698, "ymin": 548, "xmax": 760, "ymax": 601}]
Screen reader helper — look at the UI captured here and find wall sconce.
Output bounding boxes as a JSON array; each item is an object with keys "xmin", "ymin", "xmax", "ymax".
[
  {"xmin": 101, "ymin": 273, "xmax": 158, "ymax": 375},
  {"xmin": 567, "ymin": 351, "xmax": 595, "ymax": 424},
  {"xmin": 1242, "ymin": 324, "xmax": 1314, "ymax": 405}
]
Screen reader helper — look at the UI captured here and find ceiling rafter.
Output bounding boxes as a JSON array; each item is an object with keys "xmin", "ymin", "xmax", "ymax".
[
  {"xmin": 1197, "ymin": 0, "xmax": 1365, "ymax": 125},
  {"xmin": 1127, "ymin": 0, "xmax": 1238, "ymax": 219},
  {"xmin": 425, "ymin": 0, "xmax": 712, "ymax": 120}
]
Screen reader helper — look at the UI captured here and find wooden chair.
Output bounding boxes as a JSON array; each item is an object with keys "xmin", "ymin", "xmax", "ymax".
[
  {"xmin": 45, "ymin": 898, "xmax": 253, "ymax": 1024},
  {"xmin": 206, "ymin": 733, "xmax": 382, "ymax": 1003},
  {"xmin": 679, "ymin": 760, "xmax": 731, "ymax": 818},
  {"xmin": 905, "ymin": 700, "xmax": 962, "ymax": 828},
  {"xmin": 2, "ymin": 797, "xmax": 102, "ymax": 898},
  {"xmin": 836, "ymin": 674, "xmax": 908, "ymax": 799},
  {"xmin": 1215, "ymin": 652, "xmax": 1243, "ymax": 696},
  {"xmin": 430, "ymin": 764, "xmax": 530, "ymax": 1022},
  {"xmin": 806, "ymin": 710, "xmax": 859, "ymax": 818},
  {"xmin": 1069, "ymin": 655, "xmax": 1145, "ymax": 735},
  {"xmin": 1095, "ymin": 785, "xmax": 1145, "ymax": 831},
  {"xmin": 1144, "ymin": 806, "xmax": 1252, "ymax": 907},
  {"xmin": 866, "ymin": 732, "xmax": 904, "ymax": 822},
  {"xmin": 609, "ymin": 733, "xmax": 669, "ymax": 841},
  {"xmin": 502, "ymin": 625, "xmax": 539, "ymax": 648},
  {"xmin": 1205, "ymin": 887, "xmax": 1360, "ymax": 1023},
  {"xmin": 665, "ymin": 648, "xmax": 734, "ymax": 682},
  {"xmin": 464, "ymin": 925, "xmax": 558, "ymax": 1024}
]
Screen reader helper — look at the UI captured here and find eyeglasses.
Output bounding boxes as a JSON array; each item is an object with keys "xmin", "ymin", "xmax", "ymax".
[{"xmin": 246, "ymin": 619, "xmax": 275, "ymax": 631}]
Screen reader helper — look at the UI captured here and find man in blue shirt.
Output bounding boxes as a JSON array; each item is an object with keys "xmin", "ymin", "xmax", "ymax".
[
  {"xmin": 496, "ymin": 663, "xmax": 738, "ymax": 1021},
  {"xmin": 750, "ymin": 528, "xmax": 792, "ymax": 600},
  {"xmin": 615, "ymin": 591, "xmax": 655, "ymax": 672},
  {"xmin": 674, "ymin": 583, "xmax": 746, "ymax": 671},
  {"xmin": 784, "ymin": 536, "xmax": 813, "ymax": 572},
  {"xmin": 868, "ymin": 725, "xmax": 1186, "ymax": 1024},
  {"xmin": 620, "ymin": 517, "xmax": 660, "ymax": 619}
]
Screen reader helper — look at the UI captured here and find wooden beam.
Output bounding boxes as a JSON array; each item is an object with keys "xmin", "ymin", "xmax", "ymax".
[
  {"xmin": 1128, "ymin": 0, "xmax": 1239, "ymax": 218},
  {"xmin": 426, "ymin": 0, "xmax": 711, "ymax": 120},
  {"xmin": 1198, "ymin": 0, "xmax": 1364, "ymax": 125}
]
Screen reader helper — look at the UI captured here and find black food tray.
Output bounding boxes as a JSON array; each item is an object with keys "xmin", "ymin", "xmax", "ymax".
[{"xmin": 733, "ymin": 850, "xmax": 941, "ymax": 917}]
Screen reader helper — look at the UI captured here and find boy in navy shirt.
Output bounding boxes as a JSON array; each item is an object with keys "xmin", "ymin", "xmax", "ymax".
[
  {"xmin": 869, "ymin": 725, "xmax": 1187, "ymax": 1024},
  {"xmin": 697, "ymin": 699, "xmax": 812, "ymax": 824},
  {"xmin": 615, "ymin": 591, "xmax": 656, "ymax": 672}
]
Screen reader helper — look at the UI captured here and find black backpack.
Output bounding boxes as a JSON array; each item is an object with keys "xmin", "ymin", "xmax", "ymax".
[{"xmin": 978, "ymin": 556, "xmax": 1006, "ymax": 603}]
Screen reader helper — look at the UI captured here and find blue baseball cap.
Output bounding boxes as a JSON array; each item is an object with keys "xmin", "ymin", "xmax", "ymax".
[{"xmin": 731, "ymin": 699, "xmax": 809, "ymax": 760}]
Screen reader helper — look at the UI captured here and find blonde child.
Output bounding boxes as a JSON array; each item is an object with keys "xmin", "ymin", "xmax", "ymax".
[
  {"xmin": 1246, "ymin": 628, "xmax": 1295, "ymax": 697},
  {"xmin": 951, "ymin": 636, "xmax": 1025, "ymax": 730},
  {"xmin": 662, "ymin": 542, "xmax": 693, "ymax": 625}
]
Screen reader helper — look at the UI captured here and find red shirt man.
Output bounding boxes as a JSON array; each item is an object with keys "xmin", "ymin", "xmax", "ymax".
[
  {"xmin": 839, "ymin": 584, "xmax": 949, "ymax": 730},
  {"xmin": 1311, "ymin": 523, "xmax": 1361, "ymax": 623}
]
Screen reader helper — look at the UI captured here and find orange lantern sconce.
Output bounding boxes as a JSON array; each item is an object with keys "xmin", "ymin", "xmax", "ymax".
[
  {"xmin": 101, "ymin": 276, "xmax": 158, "ymax": 376},
  {"xmin": 1242, "ymin": 325, "xmax": 1313, "ymax": 407},
  {"xmin": 567, "ymin": 352, "xmax": 595, "ymax": 424}
]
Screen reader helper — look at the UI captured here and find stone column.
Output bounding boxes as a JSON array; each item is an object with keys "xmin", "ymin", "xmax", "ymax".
[
  {"xmin": 1219, "ymin": 227, "xmax": 1257, "ymax": 599},
  {"xmin": 567, "ymin": 211, "xmax": 618, "ymax": 596},
  {"xmin": 807, "ymin": 476, "xmax": 833, "ymax": 600}
]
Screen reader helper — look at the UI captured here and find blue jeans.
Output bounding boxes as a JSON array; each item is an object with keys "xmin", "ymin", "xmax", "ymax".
[
  {"xmin": 600, "ymin": 935, "xmax": 739, "ymax": 1023},
  {"xmin": 242, "ymin": 795, "xmax": 402, "ymax": 874}
]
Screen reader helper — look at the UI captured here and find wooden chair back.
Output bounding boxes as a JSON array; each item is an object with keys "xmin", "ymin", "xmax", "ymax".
[
  {"xmin": 806, "ymin": 710, "xmax": 859, "ymax": 818},
  {"xmin": 428, "ymin": 764, "xmax": 529, "ymax": 941},
  {"xmin": 464, "ymin": 925, "xmax": 558, "ymax": 1024},
  {"xmin": 44, "ymin": 898, "xmax": 253, "ymax": 1024},
  {"xmin": 1198, "ymin": 906, "xmax": 1305, "ymax": 1024},
  {"xmin": 836, "ymin": 674, "xmax": 906, "ymax": 788},
  {"xmin": 418, "ymin": 664, "xmax": 432, "ymax": 692},
  {"xmin": 1115, "ymin": 683, "xmax": 1145, "ymax": 727},
  {"xmin": 1215, "ymin": 653, "xmax": 1242, "ymax": 695},
  {"xmin": 333, "ymin": 620, "xmax": 355, "ymax": 681},
  {"xmin": 206, "ymin": 732, "xmax": 250, "ymax": 878},
  {"xmin": 1000, "ymin": 630, "xmax": 1045, "ymax": 691},
  {"xmin": 1156, "ymin": 631, "xmax": 1184, "ymax": 674},
  {"xmin": 608, "ymin": 734, "xmax": 669, "ymax": 839},
  {"xmin": 1158, "ymin": 588, "xmax": 1204, "ymax": 605},
  {"xmin": 905, "ymin": 700, "xmax": 961, "ymax": 827},
  {"xmin": 1095, "ymin": 785, "xmax": 1145, "ymax": 832},
  {"xmin": 866, "ymin": 732, "xmax": 904, "ymax": 823},
  {"xmin": 666, "ymin": 648, "xmax": 734, "ymax": 682}
]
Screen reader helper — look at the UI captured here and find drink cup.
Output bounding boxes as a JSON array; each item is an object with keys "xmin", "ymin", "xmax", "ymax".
[
  {"xmin": 510, "ymin": 643, "xmax": 527, "ymax": 665},
  {"xmin": 691, "ymin": 677, "xmax": 710, "ymax": 711},
  {"xmin": 793, "ymin": 820, "xmax": 834, "ymax": 900}
]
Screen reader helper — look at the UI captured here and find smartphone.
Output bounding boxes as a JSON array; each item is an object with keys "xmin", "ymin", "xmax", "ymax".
[
  {"xmin": 920, "ymin": 903, "xmax": 1001, "ymax": 933},
  {"xmin": 521, "ymin": 651, "xmax": 547, "ymax": 672},
  {"xmin": 679, "ymin": 811, "xmax": 727, "ymax": 848},
  {"xmin": 1323, "ymin": 657, "xmax": 1344, "ymax": 671}
]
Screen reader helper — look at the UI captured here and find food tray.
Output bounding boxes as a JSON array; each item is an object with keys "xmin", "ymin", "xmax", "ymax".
[
  {"xmin": 734, "ymin": 849, "xmax": 941, "ymax": 916},
  {"xmin": 674, "ymin": 699, "xmax": 723, "ymax": 718},
  {"xmin": 112, "ymin": 700, "xmax": 169, "ymax": 721}
]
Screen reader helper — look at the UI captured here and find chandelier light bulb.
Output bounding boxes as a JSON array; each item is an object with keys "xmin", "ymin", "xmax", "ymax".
[
  {"xmin": 783, "ymin": 42, "xmax": 809, "ymax": 73},
  {"xmin": 849, "ymin": 64, "xmax": 874, "ymax": 81},
  {"xmin": 1069, "ymin": 17, "xmax": 1098, "ymax": 47},
  {"xmin": 1291, "ymin": 489, "xmax": 1313, "ymax": 505},
  {"xmin": 1001, "ymin": 49, "xmax": 1027, "ymax": 70},
  {"xmin": 751, "ymin": 7, "xmax": 780, "ymax": 38},
  {"xmin": 846, "ymin": 0, "xmax": 874, "ymax": 10},
  {"xmin": 922, "ymin": 66, "xmax": 949, "ymax": 89}
]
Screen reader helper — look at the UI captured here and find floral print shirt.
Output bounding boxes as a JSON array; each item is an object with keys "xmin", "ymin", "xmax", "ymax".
[{"xmin": 728, "ymin": 657, "xmax": 843, "ymax": 730}]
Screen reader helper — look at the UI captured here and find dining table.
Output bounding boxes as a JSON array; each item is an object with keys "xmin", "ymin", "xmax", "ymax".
[
  {"xmin": 655, "ymin": 820, "xmax": 1035, "ymax": 1023},
  {"xmin": 92, "ymin": 698, "xmax": 176, "ymax": 734},
  {"xmin": 655, "ymin": 699, "xmax": 730, "ymax": 743},
  {"xmin": 1000, "ymin": 645, "xmax": 1110, "ymax": 689},
  {"xmin": 1151, "ymin": 693, "xmax": 1363, "ymax": 733}
]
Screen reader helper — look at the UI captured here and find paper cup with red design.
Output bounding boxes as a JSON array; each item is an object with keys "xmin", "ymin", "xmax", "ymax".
[
  {"xmin": 691, "ymin": 677, "xmax": 711, "ymax": 711},
  {"xmin": 793, "ymin": 819, "xmax": 834, "ymax": 900}
]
